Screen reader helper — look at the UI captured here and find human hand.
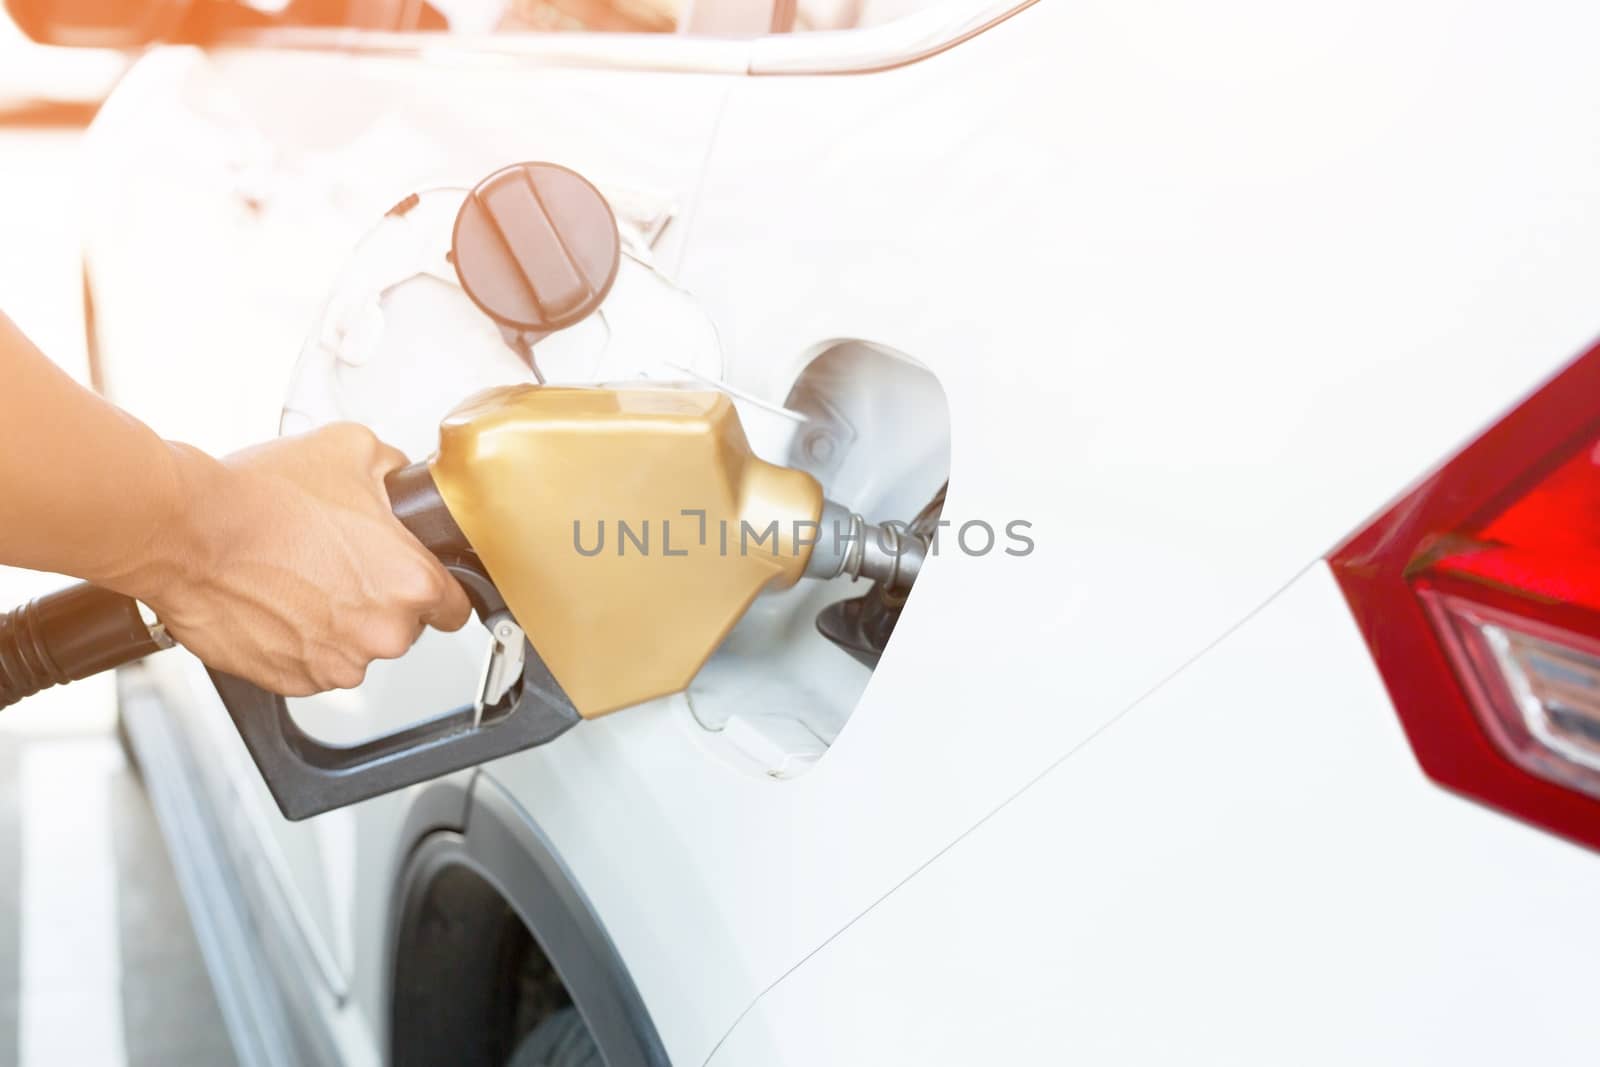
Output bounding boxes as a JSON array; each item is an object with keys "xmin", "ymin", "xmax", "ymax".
[{"xmin": 129, "ymin": 424, "xmax": 472, "ymax": 695}]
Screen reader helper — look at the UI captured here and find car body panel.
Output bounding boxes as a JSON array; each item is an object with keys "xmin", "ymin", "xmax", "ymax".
[
  {"xmin": 704, "ymin": 565, "xmax": 1600, "ymax": 1065},
  {"xmin": 79, "ymin": 1, "xmax": 1600, "ymax": 1064},
  {"xmin": 493, "ymin": 2, "xmax": 1600, "ymax": 1059}
]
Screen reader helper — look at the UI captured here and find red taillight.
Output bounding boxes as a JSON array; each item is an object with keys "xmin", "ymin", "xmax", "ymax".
[{"xmin": 1332, "ymin": 342, "xmax": 1600, "ymax": 850}]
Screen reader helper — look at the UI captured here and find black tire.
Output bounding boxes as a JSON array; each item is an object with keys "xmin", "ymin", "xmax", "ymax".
[{"xmin": 506, "ymin": 1007, "xmax": 603, "ymax": 1067}]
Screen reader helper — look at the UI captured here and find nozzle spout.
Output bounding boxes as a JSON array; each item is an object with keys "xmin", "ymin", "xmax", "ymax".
[{"xmin": 804, "ymin": 499, "xmax": 927, "ymax": 593}]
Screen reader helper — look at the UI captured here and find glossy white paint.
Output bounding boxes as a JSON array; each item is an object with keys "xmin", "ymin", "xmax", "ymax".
[
  {"xmin": 79, "ymin": 1, "xmax": 1600, "ymax": 1064},
  {"xmin": 505, "ymin": 1, "xmax": 1600, "ymax": 1058},
  {"xmin": 705, "ymin": 566, "xmax": 1600, "ymax": 1065}
]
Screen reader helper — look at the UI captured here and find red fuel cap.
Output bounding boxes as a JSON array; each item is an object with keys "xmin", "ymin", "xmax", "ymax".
[{"xmin": 451, "ymin": 162, "xmax": 621, "ymax": 335}]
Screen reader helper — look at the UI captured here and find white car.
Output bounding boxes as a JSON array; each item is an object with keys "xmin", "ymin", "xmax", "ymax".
[{"xmin": 20, "ymin": 0, "xmax": 1600, "ymax": 1063}]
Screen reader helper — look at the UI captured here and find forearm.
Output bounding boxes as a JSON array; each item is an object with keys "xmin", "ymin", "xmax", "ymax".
[
  {"xmin": 0, "ymin": 311, "xmax": 470, "ymax": 694},
  {"xmin": 0, "ymin": 311, "xmax": 217, "ymax": 597}
]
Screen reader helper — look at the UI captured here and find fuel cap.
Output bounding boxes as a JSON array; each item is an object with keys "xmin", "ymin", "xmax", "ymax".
[{"xmin": 451, "ymin": 162, "xmax": 621, "ymax": 336}]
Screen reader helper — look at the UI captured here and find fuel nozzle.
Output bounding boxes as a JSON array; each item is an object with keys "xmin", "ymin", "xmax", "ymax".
[
  {"xmin": 804, "ymin": 500, "xmax": 928, "ymax": 594},
  {"xmin": 812, "ymin": 485, "xmax": 945, "ymax": 669}
]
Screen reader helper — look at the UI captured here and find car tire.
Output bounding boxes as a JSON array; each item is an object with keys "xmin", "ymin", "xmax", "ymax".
[{"xmin": 506, "ymin": 1007, "xmax": 603, "ymax": 1067}]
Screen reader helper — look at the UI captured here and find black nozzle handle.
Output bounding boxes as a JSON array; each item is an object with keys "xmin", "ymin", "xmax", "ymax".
[
  {"xmin": 209, "ymin": 553, "xmax": 581, "ymax": 821},
  {"xmin": 0, "ymin": 458, "xmax": 582, "ymax": 819},
  {"xmin": 213, "ymin": 460, "xmax": 582, "ymax": 821},
  {"xmin": 0, "ymin": 583, "xmax": 165, "ymax": 710},
  {"xmin": 385, "ymin": 459, "xmax": 472, "ymax": 558}
]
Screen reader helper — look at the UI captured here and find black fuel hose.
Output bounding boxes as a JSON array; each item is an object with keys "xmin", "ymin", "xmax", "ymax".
[
  {"xmin": 0, "ymin": 459, "xmax": 468, "ymax": 711},
  {"xmin": 0, "ymin": 584, "xmax": 164, "ymax": 708}
]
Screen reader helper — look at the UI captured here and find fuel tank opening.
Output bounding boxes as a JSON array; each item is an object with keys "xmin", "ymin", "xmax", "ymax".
[{"xmin": 686, "ymin": 340, "xmax": 951, "ymax": 777}]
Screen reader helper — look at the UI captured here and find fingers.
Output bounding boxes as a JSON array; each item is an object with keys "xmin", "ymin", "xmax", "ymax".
[
  {"xmin": 312, "ymin": 608, "xmax": 429, "ymax": 690},
  {"xmin": 316, "ymin": 658, "xmax": 370, "ymax": 693},
  {"xmin": 300, "ymin": 624, "xmax": 411, "ymax": 693},
  {"xmin": 198, "ymin": 421, "xmax": 478, "ymax": 698},
  {"xmin": 368, "ymin": 613, "xmax": 427, "ymax": 661},
  {"xmin": 379, "ymin": 545, "xmax": 473, "ymax": 641},
  {"xmin": 341, "ymin": 426, "xmax": 463, "ymax": 633},
  {"xmin": 168, "ymin": 627, "xmax": 358, "ymax": 699},
  {"xmin": 422, "ymin": 562, "xmax": 473, "ymax": 632}
]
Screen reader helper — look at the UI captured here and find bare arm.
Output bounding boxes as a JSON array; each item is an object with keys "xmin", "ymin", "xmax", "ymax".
[
  {"xmin": 0, "ymin": 311, "xmax": 471, "ymax": 695},
  {"xmin": 0, "ymin": 312, "xmax": 192, "ymax": 584}
]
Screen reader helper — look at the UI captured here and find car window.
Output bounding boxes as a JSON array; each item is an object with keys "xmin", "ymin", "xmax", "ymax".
[
  {"xmin": 191, "ymin": 0, "xmax": 962, "ymax": 38},
  {"xmin": 421, "ymin": 0, "xmax": 946, "ymax": 35},
  {"xmin": 451, "ymin": 0, "xmax": 940, "ymax": 35},
  {"xmin": 793, "ymin": 0, "xmax": 930, "ymax": 31},
  {"xmin": 498, "ymin": 0, "xmax": 676, "ymax": 32}
]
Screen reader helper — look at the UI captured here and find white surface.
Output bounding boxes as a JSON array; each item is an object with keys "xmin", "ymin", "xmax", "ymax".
[
  {"xmin": 19, "ymin": 738, "xmax": 126, "ymax": 1067},
  {"xmin": 0, "ymin": 126, "xmax": 119, "ymax": 739},
  {"xmin": 707, "ymin": 566, "xmax": 1600, "ymax": 1065},
  {"xmin": 513, "ymin": 3, "xmax": 1600, "ymax": 1059},
  {"xmin": 0, "ymin": 129, "xmax": 88, "ymax": 381},
  {"xmin": 77, "ymin": 1, "xmax": 1600, "ymax": 1064}
]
